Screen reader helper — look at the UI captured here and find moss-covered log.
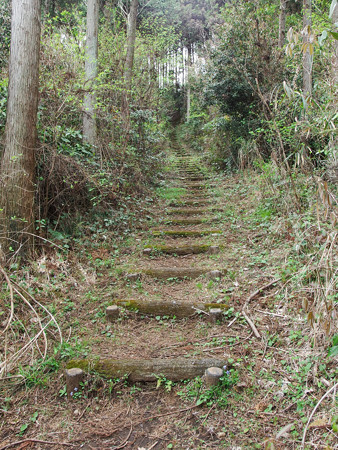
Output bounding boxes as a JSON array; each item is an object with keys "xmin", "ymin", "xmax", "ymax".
[
  {"xmin": 151, "ymin": 229, "xmax": 222, "ymax": 238},
  {"xmin": 143, "ymin": 244, "xmax": 218, "ymax": 256},
  {"xmin": 169, "ymin": 200, "xmax": 212, "ymax": 207},
  {"xmin": 167, "ymin": 208, "xmax": 209, "ymax": 216},
  {"xmin": 142, "ymin": 267, "xmax": 226, "ymax": 280},
  {"xmin": 113, "ymin": 299, "xmax": 229, "ymax": 318},
  {"xmin": 66, "ymin": 357, "xmax": 228, "ymax": 382},
  {"xmin": 165, "ymin": 218, "xmax": 211, "ymax": 225}
]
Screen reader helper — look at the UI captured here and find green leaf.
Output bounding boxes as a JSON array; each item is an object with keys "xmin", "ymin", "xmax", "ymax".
[
  {"xmin": 329, "ymin": 31, "xmax": 338, "ymax": 39},
  {"xmin": 328, "ymin": 345, "xmax": 338, "ymax": 357},
  {"xmin": 329, "ymin": 0, "xmax": 337, "ymax": 19},
  {"xmin": 19, "ymin": 423, "xmax": 29, "ymax": 435}
]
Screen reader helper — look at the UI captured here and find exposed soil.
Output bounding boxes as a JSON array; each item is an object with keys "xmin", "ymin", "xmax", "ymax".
[{"xmin": 0, "ymin": 140, "xmax": 337, "ymax": 450}]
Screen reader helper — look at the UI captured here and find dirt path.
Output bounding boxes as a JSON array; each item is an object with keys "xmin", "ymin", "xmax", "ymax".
[{"xmin": 1, "ymin": 138, "xmax": 336, "ymax": 449}]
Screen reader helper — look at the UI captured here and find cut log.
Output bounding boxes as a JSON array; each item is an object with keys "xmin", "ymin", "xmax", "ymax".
[
  {"xmin": 151, "ymin": 229, "xmax": 222, "ymax": 238},
  {"xmin": 205, "ymin": 367, "xmax": 224, "ymax": 387},
  {"xmin": 112, "ymin": 298, "xmax": 229, "ymax": 318},
  {"xmin": 66, "ymin": 358, "xmax": 228, "ymax": 382},
  {"xmin": 142, "ymin": 267, "xmax": 227, "ymax": 280},
  {"xmin": 106, "ymin": 305, "xmax": 120, "ymax": 322},
  {"xmin": 143, "ymin": 244, "xmax": 220, "ymax": 256},
  {"xmin": 169, "ymin": 200, "xmax": 212, "ymax": 207},
  {"xmin": 167, "ymin": 208, "xmax": 210, "ymax": 216},
  {"xmin": 165, "ymin": 218, "xmax": 213, "ymax": 226},
  {"xmin": 65, "ymin": 368, "xmax": 84, "ymax": 397}
]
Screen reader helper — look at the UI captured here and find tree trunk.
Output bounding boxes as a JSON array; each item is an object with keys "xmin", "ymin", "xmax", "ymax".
[
  {"xmin": 302, "ymin": 0, "xmax": 312, "ymax": 98},
  {"xmin": 123, "ymin": 0, "xmax": 138, "ymax": 97},
  {"xmin": 83, "ymin": 0, "xmax": 99, "ymax": 146},
  {"xmin": 278, "ymin": 0, "xmax": 288, "ymax": 48},
  {"xmin": 186, "ymin": 44, "xmax": 192, "ymax": 121},
  {"xmin": 0, "ymin": 0, "xmax": 41, "ymax": 257},
  {"xmin": 327, "ymin": 1, "xmax": 338, "ymax": 181}
]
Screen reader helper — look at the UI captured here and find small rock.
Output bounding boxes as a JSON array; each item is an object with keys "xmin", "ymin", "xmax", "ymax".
[
  {"xmin": 143, "ymin": 248, "xmax": 152, "ymax": 255},
  {"xmin": 126, "ymin": 273, "xmax": 140, "ymax": 281},
  {"xmin": 74, "ymin": 409, "xmax": 80, "ymax": 416},
  {"xmin": 234, "ymin": 382, "xmax": 247, "ymax": 392},
  {"xmin": 206, "ymin": 270, "xmax": 223, "ymax": 280}
]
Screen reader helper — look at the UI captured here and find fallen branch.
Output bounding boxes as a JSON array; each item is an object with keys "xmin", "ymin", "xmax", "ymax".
[
  {"xmin": 0, "ymin": 438, "xmax": 76, "ymax": 450},
  {"xmin": 0, "ymin": 266, "xmax": 14, "ymax": 335},
  {"xmin": 241, "ymin": 310, "xmax": 261, "ymax": 339},
  {"xmin": 301, "ymin": 382, "xmax": 338, "ymax": 449},
  {"xmin": 242, "ymin": 278, "xmax": 281, "ymax": 310}
]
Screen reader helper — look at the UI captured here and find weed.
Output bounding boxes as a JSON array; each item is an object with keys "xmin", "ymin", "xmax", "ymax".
[{"xmin": 178, "ymin": 369, "xmax": 239, "ymax": 407}]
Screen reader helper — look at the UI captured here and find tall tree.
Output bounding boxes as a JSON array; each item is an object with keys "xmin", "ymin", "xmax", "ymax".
[
  {"xmin": 124, "ymin": 0, "xmax": 138, "ymax": 91},
  {"xmin": 83, "ymin": 0, "xmax": 99, "ymax": 146},
  {"xmin": 0, "ymin": 0, "xmax": 41, "ymax": 257},
  {"xmin": 122, "ymin": 0, "xmax": 138, "ymax": 116},
  {"xmin": 302, "ymin": 0, "xmax": 312, "ymax": 98},
  {"xmin": 278, "ymin": 0, "xmax": 288, "ymax": 48}
]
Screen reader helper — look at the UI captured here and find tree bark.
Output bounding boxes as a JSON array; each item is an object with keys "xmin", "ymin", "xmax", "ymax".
[
  {"xmin": 0, "ymin": 0, "xmax": 41, "ymax": 257},
  {"xmin": 123, "ymin": 0, "xmax": 138, "ymax": 95},
  {"xmin": 186, "ymin": 44, "xmax": 192, "ymax": 121},
  {"xmin": 302, "ymin": 0, "xmax": 312, "ymax": 98},
  {"xmin": 278, "ymin": 0, "xmax": 288, "ymax": 48},
  {"xmin": 327, "ymin": 1, "xmax": 338, "ymax": 180},
  {"xmin": 83, "ymin": 0, "xmax": 99, "ymax": 146}
]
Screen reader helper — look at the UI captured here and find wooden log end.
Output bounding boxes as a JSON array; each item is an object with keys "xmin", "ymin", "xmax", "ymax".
[
  {"xmin": 208, "ymin": 308, "xmax": 223, "ymax": 323},
  {"xmin": 106, "ymin": 305, "xmax": 120, "ymax": 321},
  {"xmin": 65, "ymin": 368, "xmax": 84, "ymax": 398},
  {"xmin": 205, "ymin": 367, "xmax": 224, "ymax": 387}
]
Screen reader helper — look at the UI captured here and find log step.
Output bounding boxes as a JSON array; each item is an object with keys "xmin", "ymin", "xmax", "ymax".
[
  {"xmin": 169, "ymin": 200, "xmax": 212, "ymax": 207},
  {"xmin": 66, "ymin": 358, "xmax": 228, "ymax": 382},
  {"xmin": 141, "ymin": 267, "xmax": 226, "ymax": 280},
  {"xmin": 111, "ymin": 298, "xmax": 229, "ymax": 318},
  {"xmin": 164, "ymin": 218, "xmax": 214, "ymax": 225},
  {"xmin": 167, "ymin": 208, "xmax": 211, "ymax": 215},
  {"xmin": 151, "ymin": 229, "xmax": 222, "ymax": 238},
  {"xmin": 143, "ymin": 244, "xmax": 220, "ymax": 256}
]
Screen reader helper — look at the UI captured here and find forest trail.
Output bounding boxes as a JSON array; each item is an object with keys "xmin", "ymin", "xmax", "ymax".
[{"xmin": 1, "ymin": 137, "xmax": 336, "ymax": 450}]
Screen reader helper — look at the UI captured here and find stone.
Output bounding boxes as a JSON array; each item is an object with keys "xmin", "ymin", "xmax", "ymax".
[
  {"xmin": 206, "ymin": 270, "xmax": 223, "ymax": 280},
  {"xmin": 143, "ymin": 248, "xmax": 152, "ymax": 255},
  {"xmin": 126, "ymin": 273, "xmax": 140, "ymax": 281},
  {"xmin": 207, "ymin": 246, "xmax": 220, "ymax": 255},
  {"xmin": 205, "ymin": 367, "xmax": 224, "ymax": 387},
  {"xmin": 106, "ymin": 305, "xmax": 120, "ymax": 322},
  {"xmin": 65, "ymin": 368, "xmax": 84, "ymax": 398},
  {"xmin": 208, "ymin": 308, "xmax": 223, "ymax": 323}
]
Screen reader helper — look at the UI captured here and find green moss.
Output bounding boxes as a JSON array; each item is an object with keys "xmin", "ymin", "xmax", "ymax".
[
  {"xmin": 144, "ymin": 244, "xmax": 212, "ymax": 255},
  {"xmin": 151, "ymin": 230, "xmax": 222, "ymax": 237}
]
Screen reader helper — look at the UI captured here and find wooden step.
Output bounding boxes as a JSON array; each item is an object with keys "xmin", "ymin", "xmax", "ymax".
[
  {"xmin": 111, "ymin": 298, "xmax": 228, "ymax": 318},
  {"xmin": 164, "ymin": 217, "xmax": 214, "ymax": 226},
  {"xmin": 143, "ymin": 244, "xmax": 220, "ymax": 256},
  {"xmin": 169, "ymin": 200, "xmax": 212, "ymax": 207},
  {"xmin": 167, "ymin": 208, "xmax": 210, "ymax": 215},
  {"xmin": 151, "ymin": 229, "xmax": 222, "ymax": 238},
  {"xmin": 137, "ymin": 267, "xmax": 226, "ymax": 280},
  {"xmin": 67, "ymin": 358, "xmax": 228, "ymax": 382}
]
